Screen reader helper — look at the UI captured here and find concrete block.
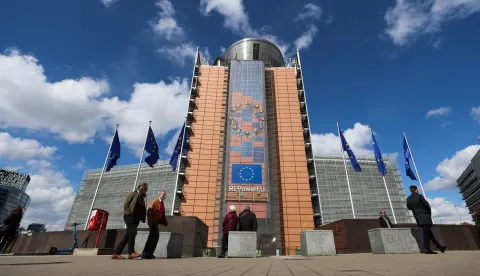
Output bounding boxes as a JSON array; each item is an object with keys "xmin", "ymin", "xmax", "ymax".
[
  {"xmin": 227, "ymin": 232, "xmax": 257, "ymax": 258},
  {"xmin": 300, "ymin": 230, "xmax": 336, "ymax": 256},
  {"xmin": 135, "ymin": 231, "xmax": 183, "ymax": 258},
  {"xmin": 368, "ymin": 228, "xmax": 420, "ymax": 254},
  {"xmin": 73, "ymin": 248, "xmax": 114, "ymax": 256}
]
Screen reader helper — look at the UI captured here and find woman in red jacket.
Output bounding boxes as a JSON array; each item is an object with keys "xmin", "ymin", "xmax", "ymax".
[{"xmin": 218, "ymin": 205, "xmax": 238, "ymax": 258}]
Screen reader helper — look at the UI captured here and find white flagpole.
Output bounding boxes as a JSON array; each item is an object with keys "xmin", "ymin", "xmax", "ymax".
[
  {"xmin": 382, "ymin": 176, "xmax": 397, "ymax": 224},
  {"xmin": 403, "ymin": 132, "xmax": 426, "ymax": 197},
  {"xmin": 84, "ymin": 124, "xmax": 119, "ymax": 230},
  {"xmin": 403, "ymin": 131, "xmax": 434, "ymax": 224},
  {"xmin": 370, "ymin": 126, "xmax": 397, "ymax": 224},
  {"xmin": 337, "ymin": 122, "xmax": 355, "ymax": 219},
  {"xmin": 132, "ymin": 121, "xmax": 152, "ymax": 192}
]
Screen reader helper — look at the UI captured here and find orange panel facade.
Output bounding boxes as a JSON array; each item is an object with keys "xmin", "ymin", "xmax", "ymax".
[
  {"xmin": 181, "ymin": 65, "xmax": 229, "ymax": 248},
  {"xmin": 268, "ymin": 68, "xmax": 314, "ymax": 255}
]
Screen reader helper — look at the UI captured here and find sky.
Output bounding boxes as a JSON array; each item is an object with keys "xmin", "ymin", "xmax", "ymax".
[{"xmin": 0, "ymin": 0, "xmax": 479, "ymax": 230}]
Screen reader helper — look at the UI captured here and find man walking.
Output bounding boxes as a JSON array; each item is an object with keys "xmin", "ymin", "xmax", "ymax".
[
  {"xmin": 142, "ymin": 190, "xmax": 169, "ymax": 259},
  {"xmin": 112, "ymin": 183, "xmax": 148, "ymax": 260},
  {"xmin": 218, "ymin": 205, "xmax": 238, "ymax": 258},
  {"xmin": 406, "ymin": 185, "xmax": 446, "ymax": 254},
  {"xmin": 238, "ymin": 205, "xmax": 257, "ymax": 232}
]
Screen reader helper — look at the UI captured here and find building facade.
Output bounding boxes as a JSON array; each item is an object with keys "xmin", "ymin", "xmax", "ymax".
[
  {"xmin": 170, "ymin": 38, "xmax": 319, "ymax": 255},
  {"xmin": 457, "ymin": 148, "xmax": 480, "ymax": 222},
  {"xmin": 66, "ymin": 38, "xmax": 414, "ymax": 255},
  {"xmin": 0, "ymin": 170, "xmax": 31, "ymax": 223},
  {"xmin": 65, "ymin": 162, "xmax": 176, "ymax": 230},
  {"xmin": 315, "ymin": 155, "xmax": 413, "ymax": 225}
]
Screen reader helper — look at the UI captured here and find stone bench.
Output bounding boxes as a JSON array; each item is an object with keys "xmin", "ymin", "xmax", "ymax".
[
  {"xmin": 300, "ymin": 230, "xmax": 336, "ymax": 256},
  {"xmin": 135, "ymin": 231, "xmax": 183, "ymax": 258},
  {"xmin": 368, "ymin": 228, "xmax": 420, "ymax": 254},
  {"xmin": 227, "ymin": 231, "xmax": 257, "ymax": 258}
]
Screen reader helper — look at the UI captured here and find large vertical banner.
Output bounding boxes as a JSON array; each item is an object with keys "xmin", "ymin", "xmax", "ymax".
[{"xmin": 225, "ymin": 60, "xmax": 268, "ymax": 218}]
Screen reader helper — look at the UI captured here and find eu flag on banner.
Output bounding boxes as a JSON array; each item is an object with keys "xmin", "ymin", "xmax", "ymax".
[
  {"xmin": 105, "ymin": 130, "xmax": 121, "ymax": 172},
  {"xmin": 372, "ymin": 132, "xmax": 387, "ymax": 176},
  {"xmin": 403, "ymin": 137, "xmax": 417, "ymax": 180},
  {"xmin": 169, "ymin": 123, "xmax": 187, "ymax": 171},
  {"xmin": 144, "ymin": 127, "xmax": 159, "ymax": 167},
  {"xmin": 232, "ymin": 164, "xmax": 262, "ymax": 184},
  {"xmin": 339, "ymin": 127, "xmax": 361, "ymax": 172}
]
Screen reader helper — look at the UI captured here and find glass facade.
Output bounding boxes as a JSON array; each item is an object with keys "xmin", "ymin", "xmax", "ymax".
[
  {"xmin": 65, "ymin": 161, "xmax": 176, "ymax": 230},
  {"xmin": 0, "ymin": 185, "xmax": 30, "ymax": 223},
  {"xmin": 315, "ymin": 155, "xmax": 413, "ymax": 224},
  {"xmin": 0, "ymin": 169, "xmax": 30, "ymax": 192}
]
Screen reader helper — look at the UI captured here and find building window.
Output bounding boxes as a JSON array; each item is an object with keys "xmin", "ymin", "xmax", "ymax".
[{"xmin": 253, "ymin": 43, "xmax": 260, "ymax": 60}]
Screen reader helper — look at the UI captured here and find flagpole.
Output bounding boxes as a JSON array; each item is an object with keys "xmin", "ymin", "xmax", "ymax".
[
  {"xmin": 370, "ymin": 126, "xmax": 396, "ymax": 224},
  {"xmin": 337, "ymin": 122, "xmax": 355, "ymax": 219},
  {"xmin": 132, "ymin": 121, "xmax": 152, "ymax": 192},
  {"xmin": 84, "ymin": 124, "xmax": 119, "ymax": 230},
  {"xmin": 382, "ymin": 175, "xmax": 397, "ymax": 224},
  {"xmin": 403, "ymin": 132, "xmax": 426, "ymax": 197},
  {"xmin": 171, "ymin": 120, "xmax": 187, "ymax": 216},
  {"xmin": 403, "ymin": 132, "xmax": 434, "ymax": 224}
]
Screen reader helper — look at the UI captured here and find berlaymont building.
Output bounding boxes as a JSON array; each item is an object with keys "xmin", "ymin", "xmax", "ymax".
[{"xmin": 66, "ymin": 38, "xmax": 412, "ymax": 255}]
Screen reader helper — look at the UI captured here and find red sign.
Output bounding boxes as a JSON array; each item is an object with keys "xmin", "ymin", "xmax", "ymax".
[{"xmin": 87, "ymin": 209, "xmax": 109, "ymax": 231}]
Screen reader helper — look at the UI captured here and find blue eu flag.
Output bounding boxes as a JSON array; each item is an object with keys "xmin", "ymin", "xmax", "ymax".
[
  {"xmin": 372, "ymin": 132, "xmax": 387, "ymax": 176},
  {"xmin": 339, "ymin": 127, "xmax": 361, "ymax": 172},
  {"xmin": 105, "ymin": 130, "xmax": 120, "ymax": 172},
  {"xmin": 169, "ymin": 123, "xmax": 187, "ymax": 171},
  {"xmin": 403, "ymin": 137, "xmax": 417, "ymax": 180},
  {"xmin": 232, "ymin": 164, "xmax": 262, "ymax": 184},
  {"xmin": 144, "ymin": 127, "xmax": 159, "ymax": 167}
]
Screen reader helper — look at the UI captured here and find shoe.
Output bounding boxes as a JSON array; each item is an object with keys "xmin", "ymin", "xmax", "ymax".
[
  {"xmin": 217, "ymin": 255, "xmax": 225, "ymax": 258},
  {"xmin": 111, "ymin": 254, "xmax": 125, "ymax": 260},
  {"xmin": 439, "ymin": 246, "xmax": 447, "ymax": 253},
  {"xmin": 128, "ymin": 252, "xmax": 141, "ymax": 259},
  {"xmin": 424, "ymin": 250, "xmax": 438, "ymax": 254},
  {"xmin": 141, "ymin": 255, "xmax": 156, "ymax": 259}
]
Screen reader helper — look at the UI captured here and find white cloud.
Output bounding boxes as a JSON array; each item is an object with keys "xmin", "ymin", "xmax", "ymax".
[
  {"xmin": 295, "ymin": 25, "xmax": 318, "ymax": 50},
  {"xmin": 426, "ymin": 107, "xmax": 451, "ymax": 118},
  {"xmin": 0, "ymin": 132, "xmax": 57, "ymax": 160},
  {"xmin": 157, "ymin": 43, "xmax": 210, "ymax": 67},
  {"xmin": 471, "ymin": 106, "xmax": 480, "ymax": 122},
  {"xmin": 220, "ymin": 46, "xmax": 226, "ymax": 54},
  {"xmin": 199, "ymin": 0, "xmax": 289, "ymax": 55},
  {"xmin": 21, "ymin": 160, "xmax": 76, "ymax": 231},
  {"xmin": 74, "ymin": 157, "xmax": 86, "ymax": 169},
  {"xmin": 312, "ymin": 123, "xmax": 374, "ymax": 157},
  {"xmin": 425, "ymin": 145, "xmax": 480, "ymax": 190},
  {"xmin": 100, "ymin": 0, "xmax": 119, "ymax": 8},
  {"xmin": 385, "ymin": 0, "xmax": 480, "ymax": 46},
  {"xmin": 0, "ymin": 49, "xmax": 189, "ymax": 154},
  {"xmin": 152, "ymin": 0, "xmax": 185, "ymax": 41},
  {"xmin": 428, "ymin": 197, "xmax": 473, "ymax": 224},
  {"xmin": 441, "ymin": 121, "xmax": 452, "ymax": 128},
  {"xmin": 3, "ymin": 165, "xmax": 23, "ymax": 172},
  {"xmin": 295, "ymin": 3, "xmax": 323, "ymax": 21}
]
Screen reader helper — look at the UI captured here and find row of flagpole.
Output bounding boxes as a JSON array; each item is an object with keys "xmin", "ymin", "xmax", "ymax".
[
  {"xmin": 85, "ymin": 121, "xmax": 185, "ymax": 230},
  {"xmin": 337, "ymin": 123, "xmax": 429, "ymax": 224}
]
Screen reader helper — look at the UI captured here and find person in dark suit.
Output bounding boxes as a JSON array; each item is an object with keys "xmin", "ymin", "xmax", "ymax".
[
  {"xmin": 378, "ymin": 210, "xmax": 394, "ymax": 228},
  {"xmin": 406, "ymin": 185, "xmax": 446, "ymax": 254},
  {"xmin": 238, "ymin": 205, "xmax": 258, "ymax": 232}
]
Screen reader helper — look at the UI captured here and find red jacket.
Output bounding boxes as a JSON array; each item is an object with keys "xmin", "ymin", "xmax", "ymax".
[{"xmin": 222, "ymin": 210, "xmax": 239, "ymax": 235}]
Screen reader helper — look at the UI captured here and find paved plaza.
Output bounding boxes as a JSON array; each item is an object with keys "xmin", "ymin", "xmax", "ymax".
[{"xmin": 0, "ymin": 251, "xmax": 479, "ymax": 276}]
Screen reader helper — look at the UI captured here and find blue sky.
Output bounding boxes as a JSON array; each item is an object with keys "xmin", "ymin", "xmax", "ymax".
[{"xmin": 0, "ymin": 0, "xmax": 479, "ymax": 229}]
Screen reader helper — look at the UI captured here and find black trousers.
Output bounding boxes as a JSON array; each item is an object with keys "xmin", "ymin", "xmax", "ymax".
[
  {"xmin": 115, "ymin": 215, "xmax": 140, "ymax": 255},
  {"xmin": 422, "ymin": 224, "xmax": 441, "ymax": 251},
  {"xmin": 220, "ymin": 233, "xmax": 229, "ymax": 256},
  {"xmin": 142, "ymin": 222, "xmax": 159, "ymax": 257}
]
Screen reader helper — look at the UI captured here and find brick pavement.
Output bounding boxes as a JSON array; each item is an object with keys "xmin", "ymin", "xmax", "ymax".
[{"xmin": 0, "ymin": 251, "xmax": 479, "ymax": 276}]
